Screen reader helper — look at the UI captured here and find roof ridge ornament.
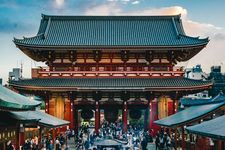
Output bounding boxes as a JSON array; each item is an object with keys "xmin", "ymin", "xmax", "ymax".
[{"xmin": 172, "ymin": 17, "xmax": 180, "ymax": 39}]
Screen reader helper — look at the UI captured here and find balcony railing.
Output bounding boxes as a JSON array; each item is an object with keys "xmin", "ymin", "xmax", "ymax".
[{"xmin": 32, "ymin": 67, "xmax": 184, "ymax": 78}]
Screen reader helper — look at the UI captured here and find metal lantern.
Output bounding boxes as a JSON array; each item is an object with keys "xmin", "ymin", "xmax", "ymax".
[
  {"xmin": 104, "ymin": 108, "xmax": 118, "ymax": 122},
  {"xmin": 129, "ymin": 109, "xmax": 142, "ymax": 120},
  {"xmin": 81, "ymin": 109, "xmax": 94, "ymax": 120}
]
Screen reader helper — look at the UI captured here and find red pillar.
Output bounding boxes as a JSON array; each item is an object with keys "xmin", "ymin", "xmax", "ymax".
[
  {"xmin": 182, "ymin": 127, "xmax": 185, "ymax": 150},
  {"xmin": 218, "ymin": 140, "xmax": 222, "ymax": 150},
  {"xmin": 174, "ymin": 129, "xmax": 177, "ymax": 150},
  {"xmin": 122, "ymin": 101, "xmax": 128, "ymax": 133},
  {"xmin": 74, "ymin": 108, "xmax": 78, "ymax": 135},
  {"xmin": 18, "ymin": 124, "xmax": 25, "ymax": 148},
  {"xmin": 52, "ymin": 128, "xmax": 56, "ymax": 145},
  {"xmin": 69, "ymin": 93, "xmax": 75, "ymax": 129},
  {"xmin": 45, "ymin": 95, "xmax": 49, "ymax": 114},
  {"xmin": 38, "ymin": 127, "xmax": 42, "ymax": 149},
  {"xmin": 95, "ymin": 101, "xmax": 100, "ymax": 135},
  {"xmin": 16, "ymin": 127, "xmax": 19, "ymax": 150},
  {"xmin": 173, "ymin": 100, "xmax": 176, "ymax": 114},
  {"xmin": 149, "ymin": 101, "xmax": 152, "ymax": 134}
]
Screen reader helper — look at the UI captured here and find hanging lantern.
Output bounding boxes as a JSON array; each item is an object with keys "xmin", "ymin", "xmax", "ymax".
[
  {"xmin": 129, "ymin": 109, "xmax": 142, "ymax": 120},
  {"xmin": 104, "ymin": 108, "xmax": 118, "ymax": 122},
  {"xmin": 81, "ymin": 109, "xmax": 93, "ymax": 120}
]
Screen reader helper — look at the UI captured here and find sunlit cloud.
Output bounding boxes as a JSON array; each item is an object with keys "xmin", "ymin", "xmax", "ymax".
[
  {"xmin": 1, "ymin": 1, "xmax": 225, "ymax": 84},
  {"xmin": 55, "ymin": 0, "xmax": 64, "ymax": 7},
  {"xmin": 132, "ymin": 1, "xmax": 140, "ymax": 4},
  {"xmin": 84, "ymin": 4, "xmax": 225, "ymax": 72}
]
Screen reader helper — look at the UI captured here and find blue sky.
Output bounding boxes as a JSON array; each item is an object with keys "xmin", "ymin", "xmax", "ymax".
[{"xmin": 0, "ymin": 0, "xmax": 225, "ymax": 83}]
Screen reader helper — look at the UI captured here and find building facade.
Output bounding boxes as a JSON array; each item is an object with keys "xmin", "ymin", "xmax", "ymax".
[
  {"xmin": 208, "ymin": 66, "xmax": 225, "ymax": 97},
  {"xmin": 10, "ymin": 14, "xmax": 212, "ymax": 135}
]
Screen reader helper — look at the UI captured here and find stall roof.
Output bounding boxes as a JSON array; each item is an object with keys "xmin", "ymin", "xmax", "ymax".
[
  {"xmin": 186, "ymin": 115, "xmax": 225, "ymax": 140},
  {"xmin": 10, "ymin": 110, "xmax": 70, "ymax": 128},
  {"xmin": 94, "ymin": 139, "xmax": 127, "ymax": 147},
  {"xmin": 0, "ymin": 111, "xmax": 38, "ymax": 127},
  {"xmin": 154, "ymin": 101, "xmax": 225, "ymax": 128},
  {"xmin": 0, "ymin": 86, "xmax": 41, "ymax": 110}
]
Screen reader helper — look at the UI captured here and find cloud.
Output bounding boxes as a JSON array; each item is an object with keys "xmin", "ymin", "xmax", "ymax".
[
  {"xmin": 132, "ymin": 1, "xmax": 140, "ymax": 4},
  {"xmin": 85, "ymin": 3, "xmax": 122, "ymax": 15},
  {"xmin": 84, "ymin": 4, "xmax": 225, "ymax": 72},
  {"xmin": 107, "ymin": 0, "xmax": 139, "ymax": 5},
  {"xmin": 55, "ymin": 0, "xmax": 64, "ymax": 6}
]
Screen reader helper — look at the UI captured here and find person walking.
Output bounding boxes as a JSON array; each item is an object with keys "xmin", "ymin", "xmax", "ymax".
[
  {"xmin": 155, "ymin": 132, "xmax": 160, "ymax": 150},
  {"xmin": 6, "ymin": 141, "xmax": 14, "ymax": 150},
  {"xmin": 141, "ymin": 138, "xmax": 148, "ymax": 150}
]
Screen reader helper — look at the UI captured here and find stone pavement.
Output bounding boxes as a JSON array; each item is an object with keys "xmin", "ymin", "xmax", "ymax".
[{"xmin": 67, "ymin": 138, "xmax": 156, "ymax": 150}]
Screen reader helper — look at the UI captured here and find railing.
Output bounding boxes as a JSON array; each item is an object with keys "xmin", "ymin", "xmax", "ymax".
[{"xmin": 32, "ymin": 68, "xmax": 184, "ymax": 78}]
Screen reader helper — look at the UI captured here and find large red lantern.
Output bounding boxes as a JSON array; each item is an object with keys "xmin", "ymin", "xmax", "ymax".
[
  {"xmin": 81, "ymin": 109, "xmax": 94, "ymax": 120},
  {"xmin": 129, "ymin": 109, "xmax": 142, "ymax": 120},
  {"xmin": 104, "ymin": 108, "xmax": 118, "ymax": 122}
]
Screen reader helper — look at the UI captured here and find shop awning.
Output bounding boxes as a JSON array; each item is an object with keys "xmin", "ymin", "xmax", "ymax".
[
  {"xmin": 154, "ymin": 101, "xmax": 225, "ymax": 128},
  {"xmin": 10, "ymin": 110, "xmax": 70, "ymax": 128},
  {"xmin": 0, "ymin": 86, "xmax": 41, "ymax": 110},
  {"xmin": 0, "ymin": 111, "xmax": 38, "ymax": 126},
  {"xmin": 186, "ymin": 115, "xmax": 225, "ymax": 140}
]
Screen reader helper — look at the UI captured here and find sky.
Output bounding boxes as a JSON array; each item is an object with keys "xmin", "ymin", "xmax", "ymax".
[{"xmin": 0, "ymin": 0, "xmax": 225, "ymax": 83}]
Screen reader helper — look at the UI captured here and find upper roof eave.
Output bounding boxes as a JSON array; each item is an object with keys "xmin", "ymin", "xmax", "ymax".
[
  {"xmin": 13, "ymin": 14, "xmax": 209, "ymax": 51},
  {"xmin": 13, "ymin": 40, "xmax": 209, "ymax": 50}
]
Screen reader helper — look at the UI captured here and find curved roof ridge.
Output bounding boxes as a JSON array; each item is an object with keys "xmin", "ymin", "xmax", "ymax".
[{"xmin": 41, "ymin": 13, "xmax": 182, "ymax": 20}]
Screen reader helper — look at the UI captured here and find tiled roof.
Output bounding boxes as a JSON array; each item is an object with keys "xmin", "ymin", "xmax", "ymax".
[
  {"xmin": 186, "ymin": 115, "xmax": 225, "ymax": 140},
  {"xmin": 0, "ymin": 85, "xmax": 41, "ymax": 110},
  {"xmin": 9, "ymin": 78, "xmax": 212, "ymax": 91},
  {"xmin": 10, "ymin": 110, "xmax": 70, "ymax": 128},
  {"xmin": 13, "ymin": 14, "xmax": 208, "ymax": 48},
  {"xmin": 0, "ymin": 110, "xmax": 69, "ymax": 128},
  {"xmin": 154, "ymin": 101, "xmax": 225, "ymax": 128}
]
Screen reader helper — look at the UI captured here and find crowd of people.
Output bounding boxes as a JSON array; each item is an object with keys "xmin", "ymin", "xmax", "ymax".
[
  {"xmin": 20, "ymin": 133, "xmax": 67, "ymax": 150},
  {"xmin": 5, "ymin": 121, "xmax": 178, "ymax": 150},
  {"xmin": 155, "ymin": 128, "xmax": 175, "ymax": 150},
  {"xmin": 22, "ymin": 136, "xmax": 39, "ymax": 150},
  {"xmin": 74, "ymin": 120, "xmax": 153, "ymax": 150}
]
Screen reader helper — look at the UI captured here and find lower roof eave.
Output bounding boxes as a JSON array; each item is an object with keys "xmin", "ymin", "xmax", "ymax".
[
  {"xmin": 10, "ymin": 84, "xmax": 212, "ymax": 92},
  {"xmin": 39, "ymin": 123, "xmax": 70, "ymax": 128}
]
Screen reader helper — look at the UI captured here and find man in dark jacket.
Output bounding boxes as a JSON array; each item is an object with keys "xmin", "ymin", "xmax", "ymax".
[{"xmin": 141, "ymin": 138, "xmax": 148, "ymax": 150}]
